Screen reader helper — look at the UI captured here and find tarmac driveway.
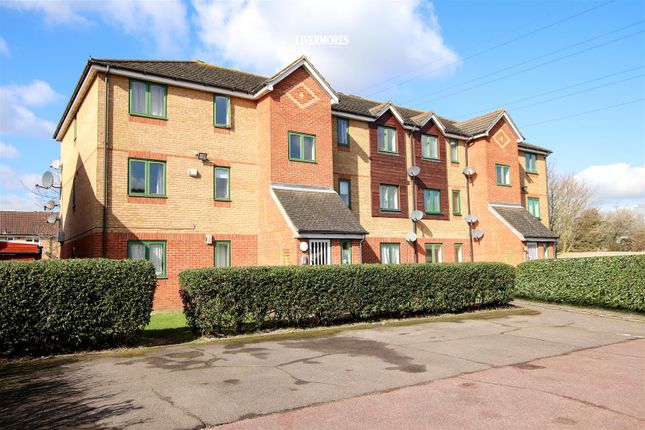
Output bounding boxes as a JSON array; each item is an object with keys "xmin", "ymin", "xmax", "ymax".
[{"xmin": 1, "ymin": 301, "xmax": 643, "ymax": 429}]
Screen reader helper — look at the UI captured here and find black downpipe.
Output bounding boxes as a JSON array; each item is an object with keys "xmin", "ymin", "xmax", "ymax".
[
  {"xmin": 102, "ymin": 67, "xmax": 110, "ymax": 257},
  {"xmin": 464, "ymin": 139, "xmax": 475, "ymax": 262}
]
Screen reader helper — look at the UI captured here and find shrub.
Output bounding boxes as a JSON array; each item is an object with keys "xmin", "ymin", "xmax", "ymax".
[
  {"xmin": 515, "ymin": 255, "xmax": 645, "ymax": 312},
  {"xmin": 0, "ymin": 258, "xmax": 157, "ymax": 356},
  {"xmin": 180, "ymin": 263, "xmax": 514, "ymax": 336}
]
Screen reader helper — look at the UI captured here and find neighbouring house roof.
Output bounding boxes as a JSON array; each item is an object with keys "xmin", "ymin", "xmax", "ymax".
[
  {"xmin": 518, "ymin": 141, "xmax": 553, "ymax": 154},
  {"xmin": 271, "ymin": 183, "xmax": 367, "ymax": 236},
  {"xmin": 489, "ymin": 203, "xmax": 558, "ymax": 241},
  {"xmin": 54, "ymin": 56, "xmax": 540, "ymax": 147},
  {"xmin": 0, "ymin": 211, "xmax": 58, "ymax": 237}
]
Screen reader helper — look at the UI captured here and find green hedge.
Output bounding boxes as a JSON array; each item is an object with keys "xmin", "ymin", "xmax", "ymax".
[
  {"xmin": 515, "ymin": 255, "xmax": 645, "ymax": 312},
  {"xmin": 0, "ymin": 259, "xmax": 157, "ymax": 356},
  {"xmin": 180, "ymin": 263, "xmax": 514, "ymax": 336}
]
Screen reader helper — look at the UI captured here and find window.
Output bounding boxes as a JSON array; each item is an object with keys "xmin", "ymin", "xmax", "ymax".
[
  {"xmin": 421, "ymin": 134, "xmax": 439, "ymax": 160},
  {"xmin": 380, "ymin": 243, "xmax": 400, "ymax": 264},
  {"xmin": 525, "ymin": 152, "xmax": 537, "ymax": 174},
  {"xmin": 128, "ymin": 240, "xmax": 166, "ymax": 277},
  {"xmin": 452, "ymin": 190, "xmax": 461, "ymax": 215},
  {"xmin": 338, "ymin": 179, "xmax": 351, "ymax": 208},
  {"xmin": 454, "ymin": 243, "xmax": 463, "ymax": 263},
  {"xmin": 424, "ymin": 189, "xmax": 441, "ymax": 214},
  {"xmin": 214, "ymin": 241, "xmax": 231, "ymax": 268},
  {"xmin": 129, "ymin": 80, "xmax": 167, "ymax": 119},
  {"xmin": 496, "ymin": 164, "xmax": 511, "ymax": 186},
  {"xmin": 377, "ymin": 126, "xmax": 397, "ymax": 153},
  {"xmin": 425, "ymin": 243, "xmax": 443, "ymax": 263},
  {"xmin": 526, "ymin": 242, "xmax": 538, "ymax": 261},
  {"xmin": 528, "ymin": 197, "xmax": 540, "ymax": 219},
  {"xmin": 543, "ymin": 243, "xmax": 549, "ymax": 259},
  {"xmin": 128, "ymin": 159, "xmax": 166, "ymax": 197},
  {"xmin": 213, "ymin": 95, "xmax": 231, "ymax": 128},
  {"xmin": 337, "ymin": 118, "xmax": 349, "ymax": 146},
  {"xmin": 380, "ymin": 184, "xmax": 399, "ymax": 211},
  {"xmin": 449, "ymin": 139, "xmax": 459, "ymax": 162},
  {"xmin": 71, "ymin": 177, "xmax": 76, "ymax": 209},
  {"xmin": 214, "ymin": 167, "xmax": 230, "ymax": 200},
  {"xmin": 341, "ymin": 240, "xmax": 352, "ymax": 264},
  {"xmin": 289, "ymin": 132, "xmax": 316, "ymax": 162}
]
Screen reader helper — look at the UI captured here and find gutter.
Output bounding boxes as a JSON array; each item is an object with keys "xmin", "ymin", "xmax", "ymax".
[{"xmin": 102, "ymin": 66, "xmax": 110, "ymax": 258}]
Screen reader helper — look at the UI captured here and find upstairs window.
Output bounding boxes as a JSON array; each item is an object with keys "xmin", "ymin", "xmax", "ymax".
[
  {"xmin": 425, "ymin": 243, "xmax": 443, "ymax": 263},
  {"xmin": 496, "ymin": 164, "xmax": 511, "ymax": 186},
  {"xmin": 214, "ymin": 95, "xmax": 231, "ymax": 128},
  {"xmin": 337, "ymin": 118, "xmax": 349, "ymax": 146},
  {"xmin": 449, "ymin": 139, "xmax": 459, "ymax": 162},
  {"xmin": 128, "ymin": 159, "xmax": 166, "ymax": 197},
  {"xmin": 214, "ymin": 167, "xmax": 230, "ymax": 200},
  {"xmin": 452, "ymin": 190, "xmax": 461, "ymax": 215},
  {"xmin": 129, "ymin": 80, "xmax": 167, "ymax": 119},
  {"xmin": 528, "ymin": 197, "xmax": 541, "ymax": 219},
  {"xmin": 379, "ymin": 184, "xmax": 399, "ymax": 211},
  {"xmin": 380, "ymin": 243, "xmax": 400, "ymax": 264},
  {"xmin": 128, "ymin": 240, "xmax": 166, "ymax": 278},
  {"xmin": 377, "ymin": 126, "xmax": 397, "ymax": 153},
  {"xmin": 424, "ymin": 189, "xmax": 441, "ymax": 214},
  {"xmin": 525, "ymin": 152, "xmax": 537, "ymax": 174},
  {"xmin": 289, "ymin": 132, "xmax": 316, "ymax": 162},
  {"xmin": 421, "ymin": 134, "xmax": 439, "ymax": 160},
  {"xmin": 338, "ymin": 179, "xmax": 351, "ymax": 208}
]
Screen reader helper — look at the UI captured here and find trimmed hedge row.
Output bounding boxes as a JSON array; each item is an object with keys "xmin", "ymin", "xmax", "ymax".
[
  {"xmin": 0, "ymin": 259, "xmax": 157, "ymax": 356},
  {"xmin": 180, "ymin": 263, "xmax": 514, "ymax": 335},
  {"xmin": 515, "ymin": 255, "xmax": 645, "ymax": 312}
]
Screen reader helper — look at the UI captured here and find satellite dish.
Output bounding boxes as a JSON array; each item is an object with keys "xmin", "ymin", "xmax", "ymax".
[
  {"xmin": 465, "ymin": 214, "xmax": 478, "ymax": 224},
  {"xmin": 45, "ymin": 200, "xmax": 57, "ymax": 210},
  {"xmin": 410, "ymin": 210, "xmax": 424, "ymax": 222},
  {"xmin": 46, "ymin": 213, "xmax": 58, "ymax": 224},
  {"xmin": 50, "ymin": 160, "xmax": 61, "ymax": 169},
  {"xmin": 299, "ymin": 242, "xmax": 309, "ymax": 252},
  {"xmin": 404, "ymin": 232, "xmax": 417, "ymax": 242},
  {"xmin": 463, "ymin": 166, "xmax": 476, "ymax": 176},
  {"xmin": 472, "ymin": 229, "xmax": 484, "ymax": 240},
  {"xmin": 41, "ymin": 171, "xmax": 54, "ymax": 188},
  {"xmin": 407, "ymin": 166, "xmax": 421, "ymax": 177}
]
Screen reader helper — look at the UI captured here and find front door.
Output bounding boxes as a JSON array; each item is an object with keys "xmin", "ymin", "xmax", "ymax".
[
  {"xmin": 526, "ymin": 242, "xmax": 538, "ymax": 261},
  {"xmin": 309, "ymin": 239, "xmax": 331, "ymax": 265}
]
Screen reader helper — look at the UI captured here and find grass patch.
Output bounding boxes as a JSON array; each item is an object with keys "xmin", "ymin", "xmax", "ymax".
[{"xmin": 140, "ymin": 311, "xmax": 196, "ymax": 346}]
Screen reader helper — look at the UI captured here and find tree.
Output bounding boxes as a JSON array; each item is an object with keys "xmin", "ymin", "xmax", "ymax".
[
  {"xmin": 547, "ymin": 163, "xmax": 593, "ymax": 253},
  {"xmin": 602, "ymin": 208, "xmax": 645, "ymax": 251},
  {"xmin": 570, "ymin": 208, "xmax": 604, "ymax": 251}
]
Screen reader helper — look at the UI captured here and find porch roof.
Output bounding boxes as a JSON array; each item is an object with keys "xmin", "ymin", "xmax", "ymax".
[{"xmin": 489, "ymin": 203, "xmax": 559, "ymax": 241}]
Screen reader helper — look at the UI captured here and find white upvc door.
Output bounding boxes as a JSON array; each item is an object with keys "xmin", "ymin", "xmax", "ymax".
[
  {"xmin": 526, "ymin": 242, "xmax": 538, "ymax": 261},
  {"xmin": 309, "ymin": 239, "xmax": 331, "ymax": 265}
]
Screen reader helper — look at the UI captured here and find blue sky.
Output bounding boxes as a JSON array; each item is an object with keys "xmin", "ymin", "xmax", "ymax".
[{"xmin": 0, "ymin": 0, "xmax": 643, "ymax": 211}]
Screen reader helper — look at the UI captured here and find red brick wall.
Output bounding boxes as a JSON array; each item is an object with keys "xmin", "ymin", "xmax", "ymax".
[
  {"xmin": 412, "ymin": 121, "xmax": 449, "ymax": 221},
  {"xmin": 369, "ymin": 111, "xmax": 409, "ymax": 218}
]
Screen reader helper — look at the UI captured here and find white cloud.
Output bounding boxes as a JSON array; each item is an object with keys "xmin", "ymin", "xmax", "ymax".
[
  {"xmin": 192, "ymin": 0, "xmax": 459, "ymax": 92},
  {"xmin": 0, "ymin": 164, "xmax": 41, "ymax": 190},
  {"xmin": 576, "ymin": 163, "xmax": 645, "ymax": 208},
  {"xmin": 0, "ymin": 193, "xmax": 39, "ymax": 211},
  {"xmin": 0, "ymin": 37, "xmax": 9, "ymax": 56},
  {"xmin": 0, "ymin": 142, "xmax": 20, "ymax": 159},
  {"xmin": 2, "ymin": 0, "xmax": 189, "ymax": 55},
  {"xmin": 0, "ymin": 80, "xmax": 59, "ymax": 137}
]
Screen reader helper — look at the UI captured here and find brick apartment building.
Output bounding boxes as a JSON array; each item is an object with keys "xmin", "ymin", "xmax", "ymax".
[{"xmin": 54, "ymin": 56, "xmax": 557, "ymax": 309}]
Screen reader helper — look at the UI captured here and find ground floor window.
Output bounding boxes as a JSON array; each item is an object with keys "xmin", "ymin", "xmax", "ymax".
[
  {"xmin": 526, "ymin": 242, "xmax": 538, "ymax": 261},
  {"xmin": 425, "ymin": 243, "xmax": 443, "ymax": 263},
  {"xmin": 543, "ymin": 243, "xmax": 550, "ymax": 259},
  {"xmin": 214, "ymin": 241, "xmax": 230, "ymax": 268},
  {"xmin": 340, "ymin": 240, "xmax": 352, "ymax": 264},
  {"xmin": 454, "ymin": 243, "xmax": 463, "ymax": 262},
  {"xmin": 128, "ymin": 240, "xmax": 166, "ymax": 278},
  {"xmin": 380, "ymin": 243, "xmax": 400, "ymax": 264}
]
